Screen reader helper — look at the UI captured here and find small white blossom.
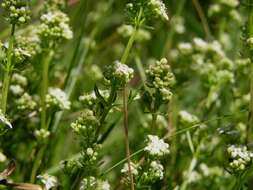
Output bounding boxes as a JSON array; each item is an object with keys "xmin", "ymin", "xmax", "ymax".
[
  {"xmin": 46, "ymin": 88, "xmax": 71, "ymax": 110},
  {"xmin": 150, "ymin": 161, "xmax": 164, "ymax": 180},
  {"xmin": 227, "ymin": 145, "xmax": 253, "ymax": 172},
  {"xmin": 121, "ymin": 162, "xmax": 139, "ymax": 176},
  {"xmin": 37, "ymin": 174, "xmax": 58, "ymax": 190},
  {"xmin": 144, "ymin": 135, "xmax": 169, "ymax": 156}
]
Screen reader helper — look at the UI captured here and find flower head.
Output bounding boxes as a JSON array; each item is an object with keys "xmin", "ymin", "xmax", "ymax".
[
  {"xmin": 144, "ymin": 135, "xmax": 169, "ymax": 157},
  {"xmin": 37, "ymin": 174, "xmax": 58, "ymax": 190},
  {"xmin": 46, "ymin": 88, "xmax": 71, "ymax": 110}
]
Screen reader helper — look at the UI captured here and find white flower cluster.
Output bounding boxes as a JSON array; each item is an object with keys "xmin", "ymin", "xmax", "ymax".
[
  {"xmin": 179, "ymin": 110, "xmax": 199, "ymax": 125},
  {"xmin": 105, "ymin": 61, "xmax": 134, "ymax": 87},
  {"xmin": 148, "ymin": 0, "xmax": 169, "ymax": 21},
  {"xmin": 113, "ymin": 61, "xmax": 134, "ymax": 85},
  {"xmin": 144, "ymin": 135, "xmax": 169, "ymax": 157},
  {"xmin": 38, "ymin": 10, "xmax": 73, "ymax": 43},
  {"xmin": 1, "ymin": 0, "xmax": 30, "ymax": 25},
  {"xmin": 149, "ymin": 161, "xmax": 164, "ymax": 180},
  {"xmin": 121, "ymin": 162, "xmax": 139, "ymax": 176},
  {"xmin": 0, "ymin": 109, "xmax": 12, "ymax": 129},
  {"xmin": 10, "ymin": 73, "xmax": 27, "ymax": 96},
  {"xmin": 46, "ymin": 88, "xmax": 71, "ymax": 110},
  {"xmin": 80, "ymin": 176, "xmax": 110, "ymax": 190},
  {"xmin": 227, "ymin": 145, "xmax": 253, "ymax": 171},
  {"xmin": 37, "ymin": 173, "xmax": 58, "ymax": 190}
]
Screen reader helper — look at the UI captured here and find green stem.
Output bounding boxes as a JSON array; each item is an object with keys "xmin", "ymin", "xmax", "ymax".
[
  {"xmin": 40, "ymin": 50, "xmax": 54, "ymax": 130},
  {"xmin": 1, "ymin": 25, "xmax": 15, "ymax": 114},
  {"xmin": 30, "ymin": 145, "xmax": 46, "ymax": 183}
]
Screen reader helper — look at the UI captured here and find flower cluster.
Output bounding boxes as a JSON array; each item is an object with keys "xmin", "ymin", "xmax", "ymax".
[
  {"xmin": 1, "ymin": 0, "xmax": 31, "ymax": 25},
  {"xmin": 175, "ymin": 38, "xmax": 234, "ymax": 108},
  {"xmin": 142, "ymin": 161, "xmax": 164, "ymax": 182},
  {"xmin": 208, "ymin": 0, "xmax": 240, "ymax": 23},
  {"xmin": 126, "ymin": 0, "xmax": 168, "ymax": 23},
  {"xmin": 80, "ymin": 176, "xmax": 110, "ymax": 190},
  {"xmin": 71, "ymin": 109, "xmax": 99, "ymax": 135},
  {"xmin": 104, "ymin": 61, "xmax": 134, "ymax": 88},
  {"xmin": 144, "ymin": 135, "xmax": 169, "ymax": 157},
  {"xmin": 46, "ymin": 88, "xmax": 71, "ymax": 110},
  {"xmin": 121, "ymin": 162, "xmax": 139, "ymax": 176},
  {"xmin": 37, "ymin": 174, "xmax": 58, "ymax": 190},
  {"xmin": 38, "ymin": 10, "xmax": 73, "ymax": 45},
  {"xmin": 146, "ymin": 58, "xmax": 175, "ymax": 101},
  {"xmin": 16, "ymin": 93, "xmax": 37, "ymax": 111},
  {"xmin": 227, "ymin": 145, "xmax": 253, "ymax": 172},
  {"xmin": 34, "ymin": 129, "xmax": 50, "ymax": 142}
]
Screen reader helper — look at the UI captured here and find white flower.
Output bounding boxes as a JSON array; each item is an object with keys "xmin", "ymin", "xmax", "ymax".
[
  {"xmin": 121, "ymin": 162, "xmax": 139, "ymax": 176},
  {"xmin": 178, "ymin": 42, "xmax": 193, "ymax": 54},
  {"xmin": 37, "ymin": 174, "xmax": 58, "ymax": 190},
  {"xmin": 149, "ymin": 0, "xmax": 169, "ymax": 21},
  {"xmin": 150, "ymin": 161, "xmax": 164, "ymax": 180},
  {"xmin": 47, "ymin": 88, "xmax": 71, "ymax": 110},
  {"xmin": 10, "ymin": 85, "xmax": 24, "ymax": 96},
  {"xmin": 144, "ymin": 135, "xmax": 169, "ymax": 156},
  {"xmin": 227, "ymin": 145, "xmax": 253, "ymax": 171}
]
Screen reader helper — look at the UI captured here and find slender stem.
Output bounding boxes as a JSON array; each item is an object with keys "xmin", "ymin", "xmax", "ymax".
[
  {"xmin": 123, "ymin": 87, "xmax": 135, "ymax": 190},
  {"xmin": 1, "ymin": 25, "xmax": 15, "ymax": 114},
  {"xmin": 192, "ymin": 0, "xmax": 212, "ymax": 40},
  {"xmin": 40, "ymin": 50, "xmax": 54, "ymax": 130},
  {"xmin": 30, "ymin": 145, "xmax": 46, "ymax": 183},
  {"xmin": 119, "ymin": 23, "xmax": 139, "ymax": 190}
]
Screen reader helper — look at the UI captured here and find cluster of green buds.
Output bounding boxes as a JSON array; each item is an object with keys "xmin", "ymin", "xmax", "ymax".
[
  {"xmin": 141, "ymin": 160, "xmax": 164, "ymax": 183},
  {"xmin": 227, "ymin": 145, "xmax": 253, "ymax": 172},
  {"xmin": 34, "ymin": 128, "xmax": 50, "ymax": 142},
  {"xmin": 46, "ymin": 88, "xmax": 71, "ymax": 110},
  {"xmin": 80, "ymin": 176, "xmax": 110, "ymax": 190},
  {"xmin": 146, "ymin": 58, "xmax": 175, "ymax": 102},
  {"xmin": 126, "ymin": 0, "xmax": 168, "ymax": 24},
  {"xmin": 43, "ymin": 0, "xmax": 66, "ymax": 11},
  {"xmin": 13, "ymin": 30, "xmax": 41, "ymax": 65},
  {"xmin": 104, "ymin": 61, "xmax": 134, "ymax": 88},
  {"xmin": 16, "ymin": 93, "xmax": 37, "ymax": 111},
  {"xmin": 38, "ymin": 10, "xmax": 73, "ymax": 46},
  {"xmin": 1, "ymin": 0, "xmax": 31, "ymax": 25},
  {"xmin": 208, "ymin": 0, "xmax": 240, "ymax": 23}
]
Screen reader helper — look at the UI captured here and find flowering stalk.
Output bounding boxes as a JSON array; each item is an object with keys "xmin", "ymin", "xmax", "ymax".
[
  {"xmin": 41, "ymin": 50, "xmax": 54, "ymax": 130},
  {"xmin": 1, "ymin": 25, "xmax": 15, "ymax": 114},
  {"xmin": 120, "ymin": 30, "xmax": 137, "ymax": 190}
]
